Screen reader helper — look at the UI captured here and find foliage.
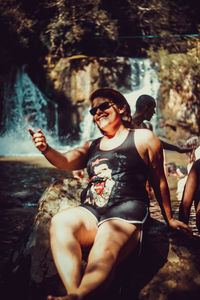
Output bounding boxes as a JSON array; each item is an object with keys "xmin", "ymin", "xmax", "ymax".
[
  {"xmin": 130, "ymin": 0, "xmax": 199, "ymax": 54},
  {"xmin": 147, "ymin": 37, "xmax": 200, "ymax": 131},
  {"xmin": 40, "ymin": 0, "xmax": 118, "ymax": 60},
  {"xmin": 0, "ymin": 0, "xmax": 36, "ymax": 48},
  {"xmin": 1, "ymin": 0, "xmax": 200, "ymax": 62},
  {"xmin": 1, "ymin": 0, "xmax": 200, "ymax": 103},
  {"xmin": 148, "ymin": 37, "xmax": 200, "ymax": 91}
]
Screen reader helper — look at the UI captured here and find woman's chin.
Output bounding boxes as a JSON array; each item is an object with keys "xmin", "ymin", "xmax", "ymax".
[{"xmin": 97, "ymin": 118, "xmax": 109, "ymax": 129}]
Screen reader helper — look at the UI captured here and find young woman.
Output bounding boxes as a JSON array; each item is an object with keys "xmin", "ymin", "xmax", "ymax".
[{"xmin": 29, "ymin": 88, "xmax": 190, "ymax": 300}]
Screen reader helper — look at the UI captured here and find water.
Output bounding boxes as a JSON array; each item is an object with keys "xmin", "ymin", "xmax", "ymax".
[
  {"xmin": 0, "ymin": 58, "xmax": 160, "ymax": 155},
  {"xmin": 0, "ymin": 65, "xmax": 59, "ymax": 156}
]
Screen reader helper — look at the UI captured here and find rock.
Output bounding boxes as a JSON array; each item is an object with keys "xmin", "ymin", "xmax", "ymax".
[
  {"xmin": 29, "ymin": 177, "xmax": 89, "ymax": 296},
  {"xmin": 133, "ymin": 219, "xmax": 200, "ymax": 300},
  {"xmin": 11, "ymin": 178, "xmax": 200, "ymax": 300}
]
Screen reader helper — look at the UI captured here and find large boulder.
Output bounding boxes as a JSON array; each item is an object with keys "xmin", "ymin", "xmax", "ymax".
[
  {"xmin": 12, "ymin": 178, "xmax": 200, "ymax": 300},
  {"xmin": 28, "ymin": 177, "xmax": 89, "ymax": 299}
]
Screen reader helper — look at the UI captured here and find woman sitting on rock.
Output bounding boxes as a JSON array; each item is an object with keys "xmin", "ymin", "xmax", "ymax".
[{"xmin": 28, "ymin": 88, "xmax": 190, "ymax": 300}]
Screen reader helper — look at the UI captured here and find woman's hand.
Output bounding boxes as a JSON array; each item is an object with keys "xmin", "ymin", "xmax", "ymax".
[
  {"xmin": 168, "ymin": 218, "xmax": 192, "ymax": 233},
  {"xmin": 28, "ymin": 128, "xmax": 48, "ymax": 153}
]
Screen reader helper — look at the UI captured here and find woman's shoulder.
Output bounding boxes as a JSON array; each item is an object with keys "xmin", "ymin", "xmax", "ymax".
[
  {"xmin": 134, "ymin": 129, "xmax": 161, "ymax": 153},
  {"xmin": 134, "ymin": 128, "xmax": 156, "ymax": 139},
  {"xmin": 85, "ymin": 137, "xmax": 102, "ymax": 153}
]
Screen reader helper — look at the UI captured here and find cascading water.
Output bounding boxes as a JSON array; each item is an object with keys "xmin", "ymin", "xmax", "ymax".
[
  {"xmin": 0, "ymin": 66, "xmax": 59, "ymax": 156},
  {"xmin": 124, "ymin": 58, "xmax": 159, "ymax": 115},
  {"xmin": 0, "ymin": 58, "xmax": 160, "ymax": 156}
]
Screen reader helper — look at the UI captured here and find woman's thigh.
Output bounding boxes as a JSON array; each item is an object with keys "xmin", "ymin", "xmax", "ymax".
[
  {"xmin": 51, "ymin": 206, "xmax": 98, "ymax": 247},
  {"xmin": 91, "ymin": 219, "xmax": 141, "ymax": 261}
]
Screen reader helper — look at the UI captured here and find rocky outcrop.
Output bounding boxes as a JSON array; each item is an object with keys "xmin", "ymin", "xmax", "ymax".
[
  {"xmin": 30, "ymin": 178, "xmax": 87, "ymax": 287},
  {"xmin": 157, "ymin": 74, "xmax": 200, "ymax": 144},
  {"xmin": 9, "ymin": 177, "xmax": 200, "ymax": 300}
]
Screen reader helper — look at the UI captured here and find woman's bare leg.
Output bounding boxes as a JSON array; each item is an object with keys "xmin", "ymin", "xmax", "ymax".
[
  {"xmin": 48, "ymin": 207, "xmax": 98, "ymax": 298},
  {"xmin": 48, "ymin": 218, "xmax": 141, "ymax": 300},
  {"xmin": 74, "ymin": 219, "xmax": 141, "ymax": 299}
]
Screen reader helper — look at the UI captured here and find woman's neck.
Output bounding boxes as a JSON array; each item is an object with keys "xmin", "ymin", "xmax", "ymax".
[
  {"xmin": 103, "ymin": 124, "xmax": 127, "ymax": 139},
  {"xmin": 100, "ymin": 126, "xmax": 129, "ymax": 150}
]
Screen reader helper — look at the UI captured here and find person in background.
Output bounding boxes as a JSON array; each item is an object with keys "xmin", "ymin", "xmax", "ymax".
[
  {"xmin": 179, "ymin": 137, "xmax": 200, "ymax": 232},
  {"xmin": 184, "ymin": 136, "xmax": 200, "ymax": 172},
  {"xmin": 176, "ymin": 136, "xmax": 200, "ymax": 201},
  {"xmin": 132, "ymin": 94, "xmax": 192, "ymax": 178},
  {"xmin": 179, "ymin": 158, "xmax": 200, "ymax": 232},
  {"xmin": 132, "ymin": 94, "xmax": 192, "ymax": 153},
  {"xmin": 28, "ymin": 88, "xmax": 190, "ymax": 300}
]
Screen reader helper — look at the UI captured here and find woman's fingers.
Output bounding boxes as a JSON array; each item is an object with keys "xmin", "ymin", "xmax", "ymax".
[
  {"xmin": 28, "ymin": 128, "xmax": 35, "ymax": 136},
  {"xmin": 28, "ymin": 128, "xmax": 47, "ymax": 152}
]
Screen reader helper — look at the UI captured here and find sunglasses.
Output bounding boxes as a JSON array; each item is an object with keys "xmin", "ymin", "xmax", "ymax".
[{"xmin": 89, "ymin": 102, "xmax": 112, "ymax": 116}]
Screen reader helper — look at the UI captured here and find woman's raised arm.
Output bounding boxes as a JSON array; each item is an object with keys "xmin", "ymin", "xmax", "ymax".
[{"xmin": 28, "ymin": 128, "xmax": 91, "ymax": 170}]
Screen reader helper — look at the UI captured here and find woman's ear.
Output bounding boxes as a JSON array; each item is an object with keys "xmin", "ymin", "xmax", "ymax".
[
  {"xmin": 113, "ymin": 104, "xmax": 127, "ymax": 115},
  {"xmin": 119, "ymin": 105, "xmax": 126, "ymax": 114}
]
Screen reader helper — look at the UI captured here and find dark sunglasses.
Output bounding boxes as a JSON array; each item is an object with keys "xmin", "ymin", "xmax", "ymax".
[{"xmin": 89, "ymin": 102, "xmax": 112, "ymax": 116}]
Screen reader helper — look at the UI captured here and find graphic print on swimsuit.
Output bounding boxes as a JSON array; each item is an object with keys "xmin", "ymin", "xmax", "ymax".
[
  {"xmin": 81, "ymin": 130, "xmax": 149, "ymax": 208},
  {"xmin": 84, "ymin": 157, "xmax": 115, "ymax": 207}
]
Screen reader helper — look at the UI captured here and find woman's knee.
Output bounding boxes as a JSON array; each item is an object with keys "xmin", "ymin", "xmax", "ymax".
[
  {"xmin": 50, "ymin": 208, "xmax": 81, "ymax": 239},
  {"xmin": 50, "ymin": 207, "xmax": 98, "ymax": 245}
]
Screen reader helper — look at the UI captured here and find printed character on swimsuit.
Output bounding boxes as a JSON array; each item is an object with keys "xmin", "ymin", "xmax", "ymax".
[{"xmin": 85, "ymin": 162, "xmax": 115, "ymax": 207}]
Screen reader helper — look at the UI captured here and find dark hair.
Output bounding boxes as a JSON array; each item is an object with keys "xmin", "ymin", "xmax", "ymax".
[
  {"xmin": 136, "ymin": 95, "xmax": 156, "ymax": 111},
  {"xmin": 89, "ymin": 88, "xmax": 133, "ymax": 128}
]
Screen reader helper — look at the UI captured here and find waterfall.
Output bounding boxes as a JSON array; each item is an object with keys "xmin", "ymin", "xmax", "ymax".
[
  {"xmin": 0, "ymin": 66, "xmax": 59, "ymax": 156},
  {"xmin": 0, "ymin": 58, "xmax": 160, "ymax": 156}
]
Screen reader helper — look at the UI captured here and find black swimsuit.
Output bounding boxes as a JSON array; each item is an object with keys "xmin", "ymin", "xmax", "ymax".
[{"xmin": 80, "ymin": 130, "xmax": 149, "ymax": 226}]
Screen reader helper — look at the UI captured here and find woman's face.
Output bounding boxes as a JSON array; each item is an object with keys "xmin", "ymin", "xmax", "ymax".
[{"xmin": 91, "ymin": 97, "xmax": 122, "ymax": 131}]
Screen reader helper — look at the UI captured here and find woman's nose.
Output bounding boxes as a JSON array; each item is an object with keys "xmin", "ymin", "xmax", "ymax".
[{"xmin": 96, "ymin": 108, "xmax": 103, "ymax": 115}]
